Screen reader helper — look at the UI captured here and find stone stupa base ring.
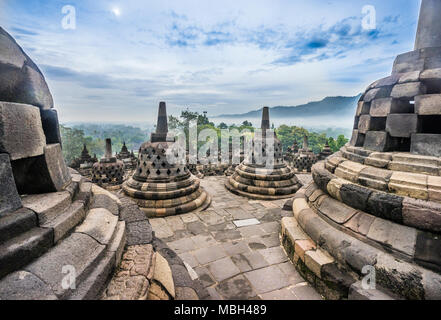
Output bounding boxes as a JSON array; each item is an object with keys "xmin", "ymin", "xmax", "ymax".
[
  {"xmin": 232, "ymin": 173, "xmax": 300, "ymax": 188},
  {"xmin": 225, "ymin": 174, "xmax": 301, "ymax": 200},
  {"xmin": 123, "ymin": 179, "xmax": 201, "ymax": 200},
  {"xmin": 235, "ymin": 165, "xmax": 296, "ymax": 181},
  {"xmin": 134, "ymin": 188, "xmax": 211, "ymax": 217}
]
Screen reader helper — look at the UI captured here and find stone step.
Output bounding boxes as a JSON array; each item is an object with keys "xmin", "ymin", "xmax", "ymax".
[
  {"xmin": 23, "ymin": 232, "xmax": 106, "ymax": 299},
  {"xmin": 42, "ymin": 200, "xmax": 86, "ymax": 243},
  {"xmin": 22, "ymin": 191, "xmax": 72, "ymax": 225},
  {"xmin": 348, "ymin": 281, "xmax": 396, "ymax": 300},
  {"xmin": 68, "ymin": 221, "xmax": 126, "ymax": 300},
  {"xmin": 0, "ymin": 208, "xmax": 37, "ymax": 244},
  {"xmin": 0, "ymin": 227, "xmax": 53, "ymax": 279}
]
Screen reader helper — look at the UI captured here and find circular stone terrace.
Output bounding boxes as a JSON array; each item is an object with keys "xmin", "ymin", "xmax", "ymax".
[{"xmin": 147, "ymin": 174, "xmax": 321, "ymax": 300}]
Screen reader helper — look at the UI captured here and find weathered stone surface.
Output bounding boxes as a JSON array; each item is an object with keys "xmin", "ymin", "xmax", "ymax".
[
  {"xmin": 75, "ymin": 208, "xmax": 118, "ymax": 245},
  {"xmin": 12, "ymin": 143, "xmax": 71, "ymax": 194},
  {"xmin": 340, "ymin": 183, "xmax": 372, "ymax": 212},
  {"xmin": 215, "ymin": 275, "xmax": 257, "ymax": 300},
  {"xmin": 359, "ymin": 166, "xmax": 392, "ymax": 191},
  {"xmin": 389, "ymin": 171, "xmax": 428, "ymax": 200},
  {"xmin": 344, "ymin": 212, "xmax": 375, "ymax": 236},
  {"xmin": 414, "ymin": 231, "xmax": 441, "ymax": 270},
  {"xmin": 398, "ymin": 71, "xmax": 420, "ymax": 83},
  {"xmin": 40, "ymin": 109, "xmax": 61, "ymax": 144},
  {"xmin": 207, "ymin": 257, "xmax": 241, "ymax": 282},
  {"xmin": 415, "ymin": 94, "xmax": 441, "ymax": 115},
  {"xmin": 304, "ymin": 249, "xmax": 334, "ymax": 278},
  {"xmin": 370, "ymin": 98, "xmax": 412, "ymax": 116},
  {"xmin": 420, "ymin": 68, "xmax": 441, "ymax": 81},
  {"xmin": 363, "ymin": 131, "xmax": 390, "ymax": 152},
  {"xmin": 43, "ymin": 200, "xmax": 85, "ymax": 243},
  {"xmin": 22, "ymin": 191, "xmax": 71, "ymax": 225},
  {"xmin": 349, "ymin": 130, "xmax": 365, "ymax": 147},
  {"xmin": 358, "ymin": 115, "xmax": 386, "ymax": 134},
  {"xmin": 153, "ymin": 253, "xmax": 175, "ymax": 298},
  {"xmin": 318, "ymin": 196, "xmax": 358, "ymax": 224},
  {"xmin": 0, "ymin": 153, "xmax": 22, "ymax": 215},
  {"xmin": 335, "ymin": 161, "xmax": 366, "ymax": 183},
  {"xmin": 366, "ymin": 191, "xmax": 403, "ymax": 223},
  {"xmin": 375, "ymin": 253, "xmax": 424, "ymax": 300},
  {"xmin": 0, "ymin": 207, "xmax": 36, "ymax": 242},
  {"xmin": 0, "ymin": 227, "xmax": 54, "ymax": 279},
  {"xmin": 356, "ymin": 101, "xmax": 370, "ymax": 116},
  {"xmin": 411, "ymin": 133, "xmax": 441, "ymax": 157},
  {"xmin": 365, "ymin": 152, "xmax": 392, "ymax": 168},
  {"xmin": 294, "ymin": 239, "xmax": 316, "ymax": 262},
  {"xmin": 0, "ymin": 271, "xmax": 57, "ymax": 300},
  {"xmin": 428, "ymin": 175, "xmax": 441, "ymax": 202},
  {"xmin": 0, "ymin": 27, "xmax": 54, "ymax": 110},
  {"xmin": 386, "ymin": 114, "xmax": 420, "ymax": 138},
  {"xmin": 90, "ymin": 194, "xmax": 119, "ymax": 216},
  {"xmin": 326, "ymin": 178, "xmax": 344, "ymax": 201},
  {"xmin": 402, "ymin": 197, "xmax": 441, "ymax": 232},
  {"xmin": 363, "ymin": 87, "xmax": 392, "ymax": 102},
  {"xmin": 244, "ymin": 265, "xmax": 290, "ymax": 294},
  {"xmin": 126, "ymin": 220, "xmax": 153, "ymax": 245},
  {"xmin": 390, "ymin": 82, "xmax": 426, "ymax": 99},
  {"xmin": 367, "ymin": 218, "xmax": 417, "ymax": 256},
  {"xmin": 23, "ymin": 232, "xmax": 104, "ymax": 298},
  {"xmin": 0, "ymin": 102, "xmax": 45, "ymax": 160}
]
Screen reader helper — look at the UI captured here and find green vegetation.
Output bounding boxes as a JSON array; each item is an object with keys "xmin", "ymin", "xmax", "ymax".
[
  {"xmin": 276, "ymin": 125, "xmax": 348, "ymax": 154},
  {"xmin": 60, "ymin": 112, "xmax": 348, "ymax": 164},
  {"xmin": 60, "ymin": 124, "xmax": 149, "ymax": 164}
]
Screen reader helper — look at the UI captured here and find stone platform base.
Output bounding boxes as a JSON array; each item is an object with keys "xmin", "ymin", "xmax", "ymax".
[
  {"xmin": 0, "ymin": 169, "xmax": 126, "ymax": 300},
  {"xmin": 280, "ymin": 181, "xmax": 441, "ymax": 300}
]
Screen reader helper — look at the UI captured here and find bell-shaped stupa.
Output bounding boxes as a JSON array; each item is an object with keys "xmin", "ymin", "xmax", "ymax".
[
  {"xmin": 225, "ymin": 107, "xmax": 302, "ymax": 199},
  {"xmin": 292, "ymin": 135, "xmax": 318, "ymax": 172},
  {"xmin": 92, "ymin": 138, "xmax": 124, "ymax": 188},
  {"xmin": 123, "ymin": 102, "xmax": 211, "ymax": 217},
  {"xmin": 281, "ymin": 0, "xmax": 441, "ymax": 300}
]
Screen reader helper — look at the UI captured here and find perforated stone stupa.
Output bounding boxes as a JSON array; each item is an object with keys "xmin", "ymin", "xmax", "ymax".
[
  {"xmin": 281, "ymin": 0, "xmax": 441, "ymax": 300},
  {"xmin": 92, "ymin": 138, "xmax": 124, "ymax": 188},
  {"xmin": 123, "ymin": 102, "xmax": 211, "ymax": 217},
  {"xmin": 225, "ymin": 107, "xmax": 302, "ymax": 200},
  {"xmin": 292, "ymin": 135, "xmax": 318, "ymax": 172}
]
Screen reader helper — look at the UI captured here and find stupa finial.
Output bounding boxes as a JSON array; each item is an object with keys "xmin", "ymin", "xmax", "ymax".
[{"xmin": 414, "ymin": 0, "xmax": 441, "ymax": 49}]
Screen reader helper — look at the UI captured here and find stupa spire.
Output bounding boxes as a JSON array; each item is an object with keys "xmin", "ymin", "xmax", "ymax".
[
  {"xmin": 261, "ymin": 106, "xmax": 270, "ymax": 131},
  {"xmin": 151, "ymin": 102, "xmax": 169, "ymax": 142},
  {"xmin": 415, "ymin": 0, "xmax": 441, "ymax": 49}
]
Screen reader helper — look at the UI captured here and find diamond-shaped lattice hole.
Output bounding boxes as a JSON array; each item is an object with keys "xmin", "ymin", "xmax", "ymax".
[
  {"xmin": 167, "ymin": 169, "xmax": 171, "ymax": 175},
  {"xmin": 161, "ymin": 162, "xmax": 166, "ymax": 167},
  {"xmin": 177, "ymin": 168, "xmax": 181, "ymax": 173},
  {"xmin": 156, "ymin": 169, "xmax": 161, "ymax": 175}
]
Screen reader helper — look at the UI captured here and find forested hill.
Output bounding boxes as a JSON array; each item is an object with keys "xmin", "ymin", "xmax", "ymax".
[{"xmin": 217, "ymin": 95, "xmax": 361, "ymax": 119}]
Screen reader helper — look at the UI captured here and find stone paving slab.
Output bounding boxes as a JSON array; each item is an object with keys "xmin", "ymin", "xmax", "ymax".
[{"xmin": 149, "ymin": 175, "xmax": 320, "ymax": 300}]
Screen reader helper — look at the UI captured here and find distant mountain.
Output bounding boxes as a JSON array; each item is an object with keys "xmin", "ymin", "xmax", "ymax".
[{"xmin": 216, "ymin": 95, "xmax": 361, "ymax": 119}]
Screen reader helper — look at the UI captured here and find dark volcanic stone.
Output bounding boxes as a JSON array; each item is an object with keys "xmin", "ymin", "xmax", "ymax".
[
  {"xmin": 0, "ymin": 207, "xmax": 36, "ymax": 242},
  {"xmin": 0, "ymin": 27, "xmax": 53, "ymax": 110},
  {"xmin": 126, "ymin": 220, "xmax": 153, "ymax": 245},
  {"xmin": 312, "ymin": 163, "xmax": 333, "ymax": 193},
  {"xmin": 12, "ymin": 144, "xmax": 71, "ymax": 194},
  {"xmin": 0, "ymin": 153, "xmax": 22, "ymax": 216},
  {"xmin": 366, "ymin": 191, "xmax": 403, "ymax": 223},
  {"xmin": 40, "ymin": 109, "xmax": 62, "ymax": 144},
  {"xmin": 340, "ymin": 183, "xmax": 372, "ymax": 212},
  {"xmin": 414, "ymin": 231, "xmax": 441, "ymax": 272}
]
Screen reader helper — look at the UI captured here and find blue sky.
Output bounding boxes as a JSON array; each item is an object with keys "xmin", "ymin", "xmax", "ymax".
[{"xmin": 1, "ymin": 0, "xmax": 421, "ymax": 124}]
